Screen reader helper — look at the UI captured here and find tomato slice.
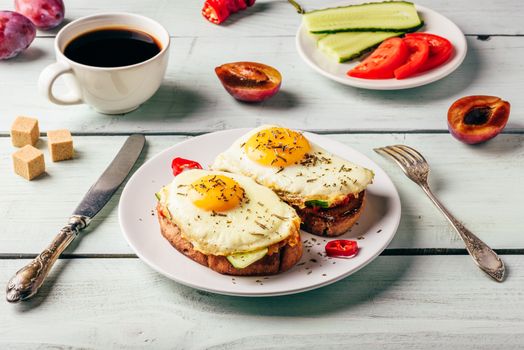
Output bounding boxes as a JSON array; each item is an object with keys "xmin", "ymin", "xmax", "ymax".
[
  {"xmin": 325, "ymin": 240, "xmax": 359, "ymax": 258},
  {"xmin": 171, "ymin": 157, "xmax": 203, "ymax": 176},
  {"xmin": 348, "ymin": 37, "xmax": 409, "ymax": 79},
  {"xmin": 405, "ymin": 33, "xmax": 453, "ymax": 72},
  {"xmin": 393, "ymin": 37, "xmax": 429, "ymax": 79}
]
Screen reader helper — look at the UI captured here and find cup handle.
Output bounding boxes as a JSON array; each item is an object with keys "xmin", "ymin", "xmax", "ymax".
[{"xmin": 38, "ymin": 61, "xmax": 83, "ymax": 105}]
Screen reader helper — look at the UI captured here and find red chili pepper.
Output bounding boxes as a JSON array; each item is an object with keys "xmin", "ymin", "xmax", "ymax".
[
  {"xmin": 235, "ymin": 0, "xmax": 247, "ymax": 11},
  {"xmin": 202, "ymin": 0, "xmax": 255, "ymax": 25},
  {"xmin": 171, "ymin": 157, "xmax": 203, "ymax": 176},
  {"xmin": 226, "ymin": 0, "xmax": 241, "ymax": 11},
  {"xmin": 202, "ymin": 0, "xmax": 230, "ymax": 24},
  {"xmin": 325, "ymin": 240, "xmax": 359, "ymax": 258}
]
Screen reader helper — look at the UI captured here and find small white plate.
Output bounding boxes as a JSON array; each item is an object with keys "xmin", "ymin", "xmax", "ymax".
[
  {"xmin": 119, "ymin": 129, "xmax": 401, "ymax": 296},
  {"xmin": 296, "ymin": 2, "xmax": 467, "ymax": 90}
]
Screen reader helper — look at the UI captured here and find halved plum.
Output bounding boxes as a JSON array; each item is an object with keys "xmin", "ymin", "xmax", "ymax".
[
  {"xmin": 215, "ymin": 62, "xmax": 281, "ymax": 102},
  {"xmin": 448, "ymin": 95, "xmax": 510, "ymax": 144}
]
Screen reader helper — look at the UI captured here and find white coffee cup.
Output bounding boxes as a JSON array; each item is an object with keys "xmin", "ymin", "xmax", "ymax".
[{"xmin": 38, "ymin": 13, "xmax": 170, "ymax": 114}]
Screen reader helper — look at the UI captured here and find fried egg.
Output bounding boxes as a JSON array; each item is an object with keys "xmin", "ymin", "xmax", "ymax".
[
  {"xmin": 212, "ymin": 125, "xmax": 374, "ymax": 208},
  {"xmin": 158, "ymin": 169, "xmax": 300, "ymax": 256}
]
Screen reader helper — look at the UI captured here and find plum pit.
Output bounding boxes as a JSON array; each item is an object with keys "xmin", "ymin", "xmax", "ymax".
[{"xmin": 463, "ymin": 107, "xmax": 492, "ymax": 125}]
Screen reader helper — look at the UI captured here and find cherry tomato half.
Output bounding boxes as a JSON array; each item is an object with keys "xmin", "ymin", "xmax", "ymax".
[
  {"xmin": 171, "ymin": 157, "xmax": 203, "ymax": 176},
  {"xmin": 405, "ymin": 33, "xmax": 453, "ymax": 72},
  {"xmin": 394, "ymin": 37, "xmax": 429, "ymax": 79},
  {"xmin": 325, "ymin": 240, "xmax": 359, "ymax": 258},
  {"xmin": 347, "ymin": 37, "xmax": 409, "ymax": 79}
]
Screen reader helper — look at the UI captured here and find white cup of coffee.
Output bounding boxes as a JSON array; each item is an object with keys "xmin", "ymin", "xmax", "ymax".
[{"xmin": 38, "ymin": 13, "xmax": 170, "ymax": 114}]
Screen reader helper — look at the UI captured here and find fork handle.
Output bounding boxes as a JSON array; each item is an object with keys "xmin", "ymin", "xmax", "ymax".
[{"xmin": 420, "ymin": 183, "xmax": 505, "ymax": 282}]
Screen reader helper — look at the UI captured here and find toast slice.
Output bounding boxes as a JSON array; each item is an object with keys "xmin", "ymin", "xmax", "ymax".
[
  {"xmin": 157, "ymin": 204, "xmax": 303, "ymax": 276},
  {"xmin": 295, "ymin": 191, "xmax": 366, "ymax": 237}
]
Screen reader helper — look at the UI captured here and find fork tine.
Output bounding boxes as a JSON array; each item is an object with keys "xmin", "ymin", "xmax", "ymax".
[
  {"xmin": 391, "ymin": 145, "xmax": 418, "ymax": 164},
  {"xmin": 395, "ymin": 144, "xmax": 427, "ymax": 163},
  {"xmin": 375, "ymin": 147, "xmax": 410, "ymax": 169},
  {"xmin": 383, "ymin": 147, "xmax": 414, "ymax": 167}
]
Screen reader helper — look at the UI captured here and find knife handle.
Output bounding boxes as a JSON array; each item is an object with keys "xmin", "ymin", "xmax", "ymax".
[{"xmin": 6, "ymin": 215, "xmax": 90, "ymax": 303}]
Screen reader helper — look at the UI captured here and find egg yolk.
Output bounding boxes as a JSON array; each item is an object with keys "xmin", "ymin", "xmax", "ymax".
[
  {"xmin": 189, "ymin": 175, "xmax": 245, "ymax": 212},
  {"xmin": 244, "ymin": 127, "xmax": 310, "ymax": 167}
]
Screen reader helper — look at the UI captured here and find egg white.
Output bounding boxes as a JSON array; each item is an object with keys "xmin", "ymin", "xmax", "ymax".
[
  {"xmin": 162, "ymin": 169, "xmax": 300, "ymax": 256},
  {"xmin": 212, "ymin": 125, "xmax": 374, "ymax": 208}
]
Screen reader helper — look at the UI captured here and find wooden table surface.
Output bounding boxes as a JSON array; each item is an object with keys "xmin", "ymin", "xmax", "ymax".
[{"xmin": 1, "ymin": 0, "xmax": 523, "ymax": 348}]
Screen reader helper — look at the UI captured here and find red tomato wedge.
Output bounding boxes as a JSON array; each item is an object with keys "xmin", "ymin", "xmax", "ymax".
[
  {"xmin": 348, "ymin": 37, "xmax": 409, "ymax": 79},
  {"xmin": 405, "ymin": 33, "xmax": 453, "ymax": 72},
  {"xmin": 393, "ymin": 37, "xmax": 429, "ymax": 79}
]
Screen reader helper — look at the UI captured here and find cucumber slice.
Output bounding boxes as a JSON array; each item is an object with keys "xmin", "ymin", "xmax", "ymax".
[
  {"xmin": 309, "ymin": 32, "xmax": 327, "ymax": 41},
  {"xmin": 318, "ymin": 31, "xmax": 405, "ymax": 62},
  {"xmin": 303, "ymin": 1, "xmax": 423, "ymax": 34},
  {"xmin": 155, "ymin": 187, "xmax": 172, "ymax": 220},
  {"xmin": 305, "ymin": 199, "xmax": 330, "ymax": 208},
  {"xmin": 227, "ymin": 248, "xmax": 268, "ymax": 269},
  {"xmin": 155, "ymin": 186, "xmax": 170, "ymax": 203},
  {"xmin": 161, "ymin": 207, "xmax": 172, "ymax": 220}
]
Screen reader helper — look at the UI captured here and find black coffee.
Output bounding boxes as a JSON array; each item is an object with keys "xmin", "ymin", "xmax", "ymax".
[{"xmin": 64, "ymin": 28, "xmax": 161, "ymax": 68}]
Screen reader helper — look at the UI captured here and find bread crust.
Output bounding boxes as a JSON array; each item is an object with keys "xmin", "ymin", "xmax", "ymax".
[
  {"xmin": 296, "ymin": 191, "xmax": 366, "ymax": 237},
  {"xmin": 156, "ymin": 204, "xmax": 302, "ymax": 276}
]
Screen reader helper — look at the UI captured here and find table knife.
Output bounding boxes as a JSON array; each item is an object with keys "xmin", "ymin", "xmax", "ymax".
[{"xmin": 6, "ymin": 134, "xmax": 145, "ymax": 303}]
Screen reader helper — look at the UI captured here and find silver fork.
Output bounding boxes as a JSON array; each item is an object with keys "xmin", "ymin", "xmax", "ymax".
[{"xmin": 375, "ymin": 144, "xmax": 505, "ymax": 282}]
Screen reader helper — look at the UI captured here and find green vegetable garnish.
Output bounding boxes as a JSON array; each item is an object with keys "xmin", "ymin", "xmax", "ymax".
[{"xmin": 305, "ymin": 200, "xmax": 330, "ymax": 208}]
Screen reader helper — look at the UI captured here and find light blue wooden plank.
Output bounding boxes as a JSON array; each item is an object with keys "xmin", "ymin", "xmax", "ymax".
[
  {"xmin": 0, "ymin": 134, "xmax": 522, "ymax": 254},
  {"xmin": 0, "ymin": 36, "xmax": 521, "ymax": 134},
  {"xmin": 0, "ymin": 0, "xmax": 520, "ymax": 37},
  {"xmin": 1, "ymin": 256, "xmax": 523, "ymax": 349}
]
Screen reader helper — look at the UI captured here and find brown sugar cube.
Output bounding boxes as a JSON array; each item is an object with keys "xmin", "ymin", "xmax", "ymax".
[
  {"xmin": 47, "ymin": 129, "xmax": 74, "ymax": 162},
  {"xmin": 12, "ymin": 145, "xmax": 45, "ymax": 180},
  {"xmin": 10, "ymin": 116, "xmax": 39, "ymax": 147}
]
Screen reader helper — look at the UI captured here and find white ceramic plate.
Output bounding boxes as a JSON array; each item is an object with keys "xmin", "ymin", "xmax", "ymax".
[
  {"xmin": 296, "ymin": 2, "xmax": 467, "ymax": 90},
  {"xmin": 119, "ymin": 129, "xmax": 401, "ymax": 296}
]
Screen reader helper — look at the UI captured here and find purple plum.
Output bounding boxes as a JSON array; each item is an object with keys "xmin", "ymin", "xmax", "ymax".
[
  {"xmin": 15, "ymin": 0, "xmax": 65, "ymax": 30},
  {"xmin": 0, "ymin": 11, "xmax": 36, "ymax": 60}
]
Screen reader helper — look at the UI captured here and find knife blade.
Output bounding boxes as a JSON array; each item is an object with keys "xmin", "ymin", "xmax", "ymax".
[
  {"xmin": 6, "ymin": 134, "xmax": 145, "ymax": 303},
  {"xmin": 74, "ymin": 134, "xmax": 145, "ymax": 218}
]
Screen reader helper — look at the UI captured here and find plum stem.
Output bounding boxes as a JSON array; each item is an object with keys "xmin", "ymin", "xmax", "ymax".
[{"xmin": 287, "ymin": 0, "xmax": 305, "ymax": 14}]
